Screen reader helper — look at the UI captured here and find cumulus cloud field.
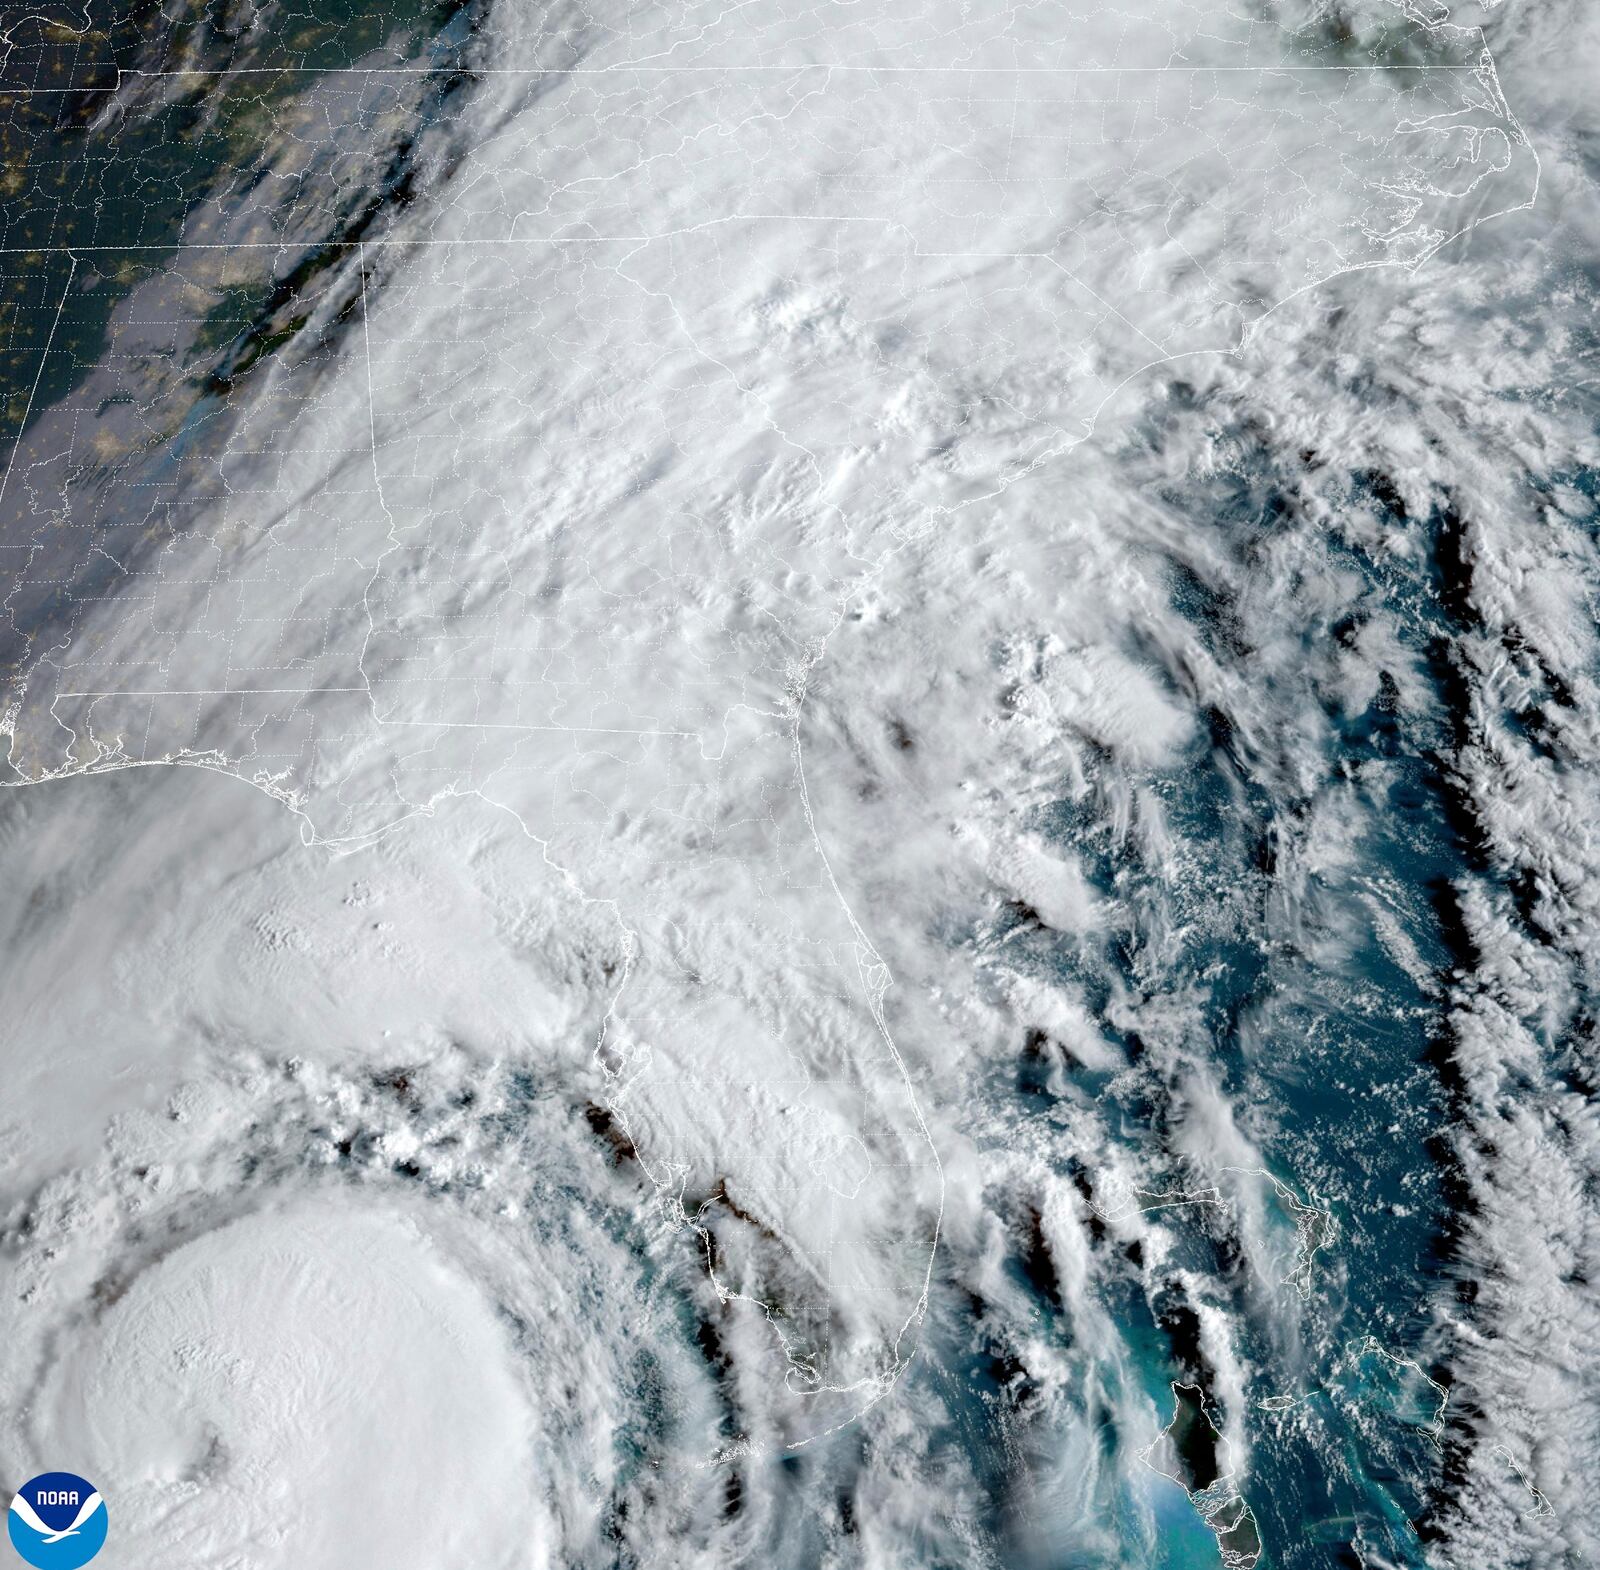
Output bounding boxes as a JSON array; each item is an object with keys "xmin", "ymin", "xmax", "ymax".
[{"xmin": 0, "ymin": 0, "xmax": 1597, "ymax": 1565}]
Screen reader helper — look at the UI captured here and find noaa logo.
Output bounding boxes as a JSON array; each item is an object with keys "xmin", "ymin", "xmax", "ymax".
[{"xmin": 6, "ymin": 1474, "xmax": 106, "ymax": 1569}]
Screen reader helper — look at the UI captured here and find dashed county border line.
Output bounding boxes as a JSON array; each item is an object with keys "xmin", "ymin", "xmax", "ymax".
[
  {"xmin": 0, "ymin": 58, "xmax": 1536, "ymax": 271},
  {"xmin": 3, "ymin": 63, "xmax": 1487, "ymax": 84},
  {"xmin": 0, "ymin": 7, "xmax": 1543, "ymax": 1445},
  {"xmin": 0, "ymin": 39, "xmax": 1540, "ymax": 784}
]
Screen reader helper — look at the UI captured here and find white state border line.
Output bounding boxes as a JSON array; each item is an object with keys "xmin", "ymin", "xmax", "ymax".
[
  {"xmin": 0, "ymin": 12, "xmax": 1542, "ymax": 1454},
  {"xmin": 0, "ymin": 251, "xmax": 71, "ymax": 512},
  {"xmin": 0, "ymin": 216, "xmax": 1519, "ymax": 253},
  {"xmin": 2, "ymin": 64, "xmax": 1483, "ymax": 85}
]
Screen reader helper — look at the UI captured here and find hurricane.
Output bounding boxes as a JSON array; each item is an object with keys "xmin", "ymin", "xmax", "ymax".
[{"xmin": 1, "ymin": 0, "xmax": 1596, "ymax": 1566}]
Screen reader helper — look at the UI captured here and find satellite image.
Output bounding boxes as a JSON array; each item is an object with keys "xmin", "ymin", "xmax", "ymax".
[{"xmin": 0, "ymin": 0, "xmax": 1593, "ymax": 1565}]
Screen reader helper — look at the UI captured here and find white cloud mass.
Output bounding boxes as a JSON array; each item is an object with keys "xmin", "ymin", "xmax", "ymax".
[{"xmin": 1, "ymin": 0, "xmax": 1598, "ymax": 1566}]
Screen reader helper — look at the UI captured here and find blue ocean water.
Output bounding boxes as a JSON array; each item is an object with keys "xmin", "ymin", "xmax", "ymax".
[
  {"xmin": 1, "ymin": 1, "xmax": 1594, "ymax": 1565},
  {"xmin": 940, "ymin": 406, "xmax": 1600, "ymax": 1565}
]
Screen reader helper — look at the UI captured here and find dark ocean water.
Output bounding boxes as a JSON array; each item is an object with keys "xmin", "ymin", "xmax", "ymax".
[
  {"xmin": 2, "ymin": 2, "xmax": 1596, "ymax": 1567},
  {"xmin": 936, "ymin": 401, "xmax": 1600, "ymax": 1566}
]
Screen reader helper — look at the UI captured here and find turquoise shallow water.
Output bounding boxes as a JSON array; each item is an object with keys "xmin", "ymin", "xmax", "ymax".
[
  {"xmin": 948, "ymin": 418, "xmax": 1600, "ymax": 1565},
  {"xmin": 0, "ymin": 2, "xmax": 1595, "ymax": 1565}
]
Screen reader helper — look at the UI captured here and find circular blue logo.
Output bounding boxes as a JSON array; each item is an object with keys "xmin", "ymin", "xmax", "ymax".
[{"xmin": 7, "ymin": 1474, "xmax": 106, "ymax": 1569}]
